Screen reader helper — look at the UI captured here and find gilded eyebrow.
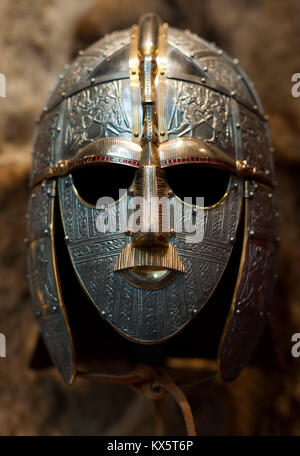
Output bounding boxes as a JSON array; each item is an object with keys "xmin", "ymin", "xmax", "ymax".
[
  {"xmin": 159, "ymin": 137, "xmax": 236, "ymax": 171},
  {"xmin": 33, "ymin": 138, "xmax": 142, "ymax": 186},
  {"xmin": 158, "ymin": 138, "xmax": 274, "ymax": 186}
]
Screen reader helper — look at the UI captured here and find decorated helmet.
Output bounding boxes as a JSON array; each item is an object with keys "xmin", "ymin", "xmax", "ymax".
[{"xmin": 27, "ymin": 13, "xmax": 278, "ymax": 386}]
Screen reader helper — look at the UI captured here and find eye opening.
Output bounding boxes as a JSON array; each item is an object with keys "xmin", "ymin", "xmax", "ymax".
[
  {"xmin": 71, "ymin": 163, "xmax": 136, "ymax": 206},
  {"xmin": 164, "ymin": 164, "xmax": 231, "ymax": 208}
]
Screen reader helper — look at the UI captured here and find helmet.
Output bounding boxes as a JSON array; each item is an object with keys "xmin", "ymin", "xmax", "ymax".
[{"xmin": 27, "ymin": 13, "xmax": 278, "ymax": 386}]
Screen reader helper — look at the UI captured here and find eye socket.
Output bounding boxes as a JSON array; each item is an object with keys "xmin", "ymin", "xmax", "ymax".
[
  {"xmin": 72, "ymin": 164, "xmax": 136, "ymax": 205},
  {"xmin": 164, "ymin": 165, "xmax": 230, "ymax": 207}
]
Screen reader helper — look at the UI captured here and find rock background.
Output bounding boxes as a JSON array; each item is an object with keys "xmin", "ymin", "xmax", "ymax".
[{"xmin": 0, "ymin": 0, "xmax": 300, "ymax": 435}]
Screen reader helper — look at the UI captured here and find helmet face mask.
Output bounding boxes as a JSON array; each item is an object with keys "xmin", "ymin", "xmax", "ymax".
[{"xmin": 27, "ymin": 13, "xmax": 278, "ymax": 385}]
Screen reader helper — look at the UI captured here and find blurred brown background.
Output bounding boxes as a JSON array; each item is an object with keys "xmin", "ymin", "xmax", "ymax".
[{"xmin": 0, "ymin": 0, "xmax": 300, "ymax": 435}]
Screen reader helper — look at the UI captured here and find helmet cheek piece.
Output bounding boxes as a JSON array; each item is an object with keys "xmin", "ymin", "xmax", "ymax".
[
  {"xmin": 218, "ymin": 180, "xmax": 278, "ymax": 381},
  {"xmin": 27, "ymin": 180, "xmax": 76, "ymax": 384}
]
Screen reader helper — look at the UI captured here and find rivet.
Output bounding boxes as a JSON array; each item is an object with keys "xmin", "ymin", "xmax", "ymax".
[
  {"xmin": 253, "ymin": 104, "xmax": 258, "ymax": 110},
  {"xmin": 236, "ymin": 309, "xmax": 240, "ymax": 314},
  {"xmin": 201, "ymin": 78, "xmax": 206, "ymax": 83},
  {"xmin": 160, "ymin": 70, "xmax": 165, "ymax": 75},
  {"xmin": 91, "ymin": 78, "xmax": 95, "ymax": 84},
  {"xmin": 264, "ymin": 114, "xmax": 269, "ymax": 120},
  {"xmin": 233, "ymin": 58, "xmax": 239, "ymax": 64},
  {"xmin": 44, "ymin": 228, "xmax": 49, "ymax": 235},
  {"xmin": 25, "ymin": 213, "xmax": 29, "ymax": 220},
  {"xmin": 168, "ymin": 189, "xmax": 174, "ymax": 198},
  {"xmin": 56, "ymin": 127, "xmax": 61, "ymax": 132},
  {"xmin": 43, "ymin": 107, "xmax": 47, "ymax": 112},
  {"xmin": 217, "ymin": 49, "xmax": 223, "ymax": 55},
  {"xmin": 61, "ymin": 92, "xmax": 66, "ymax": 97},
  {"xmin": 193, "ymin": 309, "xmax": 197, "ymax": 315},
  {"xmin": 231, "ymin": 91, "xmax": 236, "ymax": 97},
  {"xmin": 249, "ymin": 230, "xmax": 255, "ymax": 238},
  {"xmin": 78, "ymin": 50, "xmax": 84, "ymax": 56},
  {"xmin": 52, "ymin": 306, "xmax": 57, "ymax": 313},
  {"xmin": 203, "ymin": 66, "xmax": 208, "ymax": 72},
  {"xmin": 265, "ymin": 169, "xmax": 270, "ymax": 175},
  {"xmin": 24, "ymin": 237, "xmax": 29, "ymax": 245},
  {"xmin": 268, "ymin": 193, "xmax": 273, "ymax": 198},
  {"xmin": 134, "ymin": 132, "xmax": 139, "ymax": 138},
  {"xmin": 160, "ymin": 131, "xmax": 165, "ymax": 136},
  {"xmin": 229, "ymin": 236, "xmax": 235, "ymax": 244},
  {"xmin": 170, "ymin": 228, "xmax": 175, "ymax": 235},
  {"xmin": 259, "ymin": 311, "xmax": 264, "ymax": 316},
  {"xmin": 101, "ymin": 310, "xmax": 106, "ymax": 316},
  {"xmin": 32, "ymin": 193, "xmax": 36, "ymax": 199},
  {"xmin": 270, "ymin": 146, "xmax": 275, "ymax": 153},
  {"xmin": 236, "ymin": 123, "xmax": 240, "ymax": 129},
  {"xmin": 249, "ymin": 191, "xmax": 254, "ymax": 197},
  {"xmin": 64, "ymin": 235, "xmax": 70, "ymax": 244}
]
